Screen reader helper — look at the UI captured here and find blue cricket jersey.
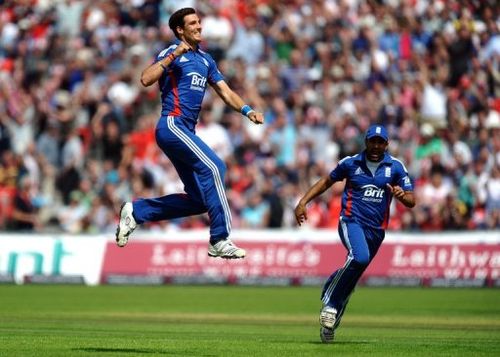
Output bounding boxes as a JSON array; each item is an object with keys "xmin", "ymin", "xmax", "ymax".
[
  {"xmin": 329, "ymin": 151, "xmax": 413, "ymax": 229},
  {"xmin": 155, "ymin": 41, "xmax": 224, "ymax": 130}
]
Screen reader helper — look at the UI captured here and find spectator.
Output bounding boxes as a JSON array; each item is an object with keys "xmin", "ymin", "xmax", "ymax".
[
  {"xmin": 36, "ymin": 121, "xmax": 60, "ymax": 168},
  {"xmin": 227, "ymin": 15, "xmax": 264, "ymax": 67},
  {"xmin": 56, "ymin": 0, "xmax": 85, "ymax": 37},
  {"xmin": 196, "ymin": 108, "xmax": 233, "ymax": 161},
  {"xmin": 57, "ymin": 190, "xmax": 89, "ymax": 233},
  {"xmin": 268, "ymin": 113, "xmax": 297, "ymax": 168},
  {"xmin": 200, "ymin": 7, "xmax": 233, "ymax": 62},
  {"xmin": 478, "ymin": 164, "xmax": 500, "ymax": 228},
  {"xmin": 240, "ymin": 191, "xmax": 269, "ymax": 229},
  {"xmin": 9, "ymin": 176, "xmax": 38, "ymax": 231},
  {"xmin": 416, "ymin": 165, "xmax": 454, "ymax": 230}
]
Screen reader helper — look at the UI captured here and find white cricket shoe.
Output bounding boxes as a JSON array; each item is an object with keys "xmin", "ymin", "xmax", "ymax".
[
  {"xmin": 208, "ymin": 239, "xmax": 246, "ymax": 259},
  {"xmin": 115, "ymin": 202, "xmax": 137, "ymax": 247},
  {"xmin": 319, "ymin": 305, "xmax": 337, "ymax": 330},
  {"xmin": 320, "ymin": 327, "xmax": 335, "ymax": 343}
]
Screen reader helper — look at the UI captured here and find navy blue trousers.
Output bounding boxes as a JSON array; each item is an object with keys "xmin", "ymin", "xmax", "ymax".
[
  {"xmin": 132, "ymin": 116, "xmax": 231, "ymax": 241},
  {"xmin": 321, "ymin": 217, "xmax": 385, "ymax": 328}
]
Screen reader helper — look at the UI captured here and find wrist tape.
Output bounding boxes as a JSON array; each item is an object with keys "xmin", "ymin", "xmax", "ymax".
[{"xmin": 241, "ymin": 104, "xmax": 255, "ymax": 117}]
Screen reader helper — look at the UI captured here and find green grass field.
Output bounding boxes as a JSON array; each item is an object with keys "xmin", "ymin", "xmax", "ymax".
[{"xmin": 0, "ymin": 285, "xmax": 499, "ymax": 356}]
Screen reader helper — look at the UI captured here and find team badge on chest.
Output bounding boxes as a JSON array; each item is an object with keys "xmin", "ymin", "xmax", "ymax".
[{"xmin": 385, "ymin": 167, "xmax": 391, "ymax": 177}]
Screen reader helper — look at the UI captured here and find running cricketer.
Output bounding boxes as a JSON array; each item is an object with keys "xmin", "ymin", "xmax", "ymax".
[{"xmin": 294, "ymin": 124, "xmax": 415, "ymax": 343}]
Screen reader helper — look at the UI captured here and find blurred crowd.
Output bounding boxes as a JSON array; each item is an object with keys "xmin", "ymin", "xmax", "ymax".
[{"xmin": 0, "ymin": 0, "xmax": 499, "ymax": 234}]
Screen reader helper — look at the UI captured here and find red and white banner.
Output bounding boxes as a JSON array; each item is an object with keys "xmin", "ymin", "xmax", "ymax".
[
  {"xmin": 367, "ymin": 243, "xmax": 500, "ymax": 279},
  {"xmin": 103, "ymin": 241, "xmax": 340, "ymax": 278},
  {"xmin": 102, "ymin": 230, "xmax": 500, "ymax": 280}
]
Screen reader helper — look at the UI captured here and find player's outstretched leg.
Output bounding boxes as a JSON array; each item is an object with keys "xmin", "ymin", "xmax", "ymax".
[
  {"xmin": 208, "ymin": 239, "xmax": 246, "ymax": 259},
  {"xmin": 115, "ymin": 202, "xmax": 137, "ymax": 247}
]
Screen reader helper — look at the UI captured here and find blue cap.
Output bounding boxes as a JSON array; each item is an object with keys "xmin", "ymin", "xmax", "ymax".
[{"xmin": 365, "ymin": 125, "xmax": 388, "ymax": 142}]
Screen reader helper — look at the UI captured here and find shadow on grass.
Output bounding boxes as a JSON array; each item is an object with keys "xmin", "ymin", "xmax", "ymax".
[
  {"xmin": 74, "ymin": 347, "xmax": 166, "ymax": 354},
  {"xmin": 309, "ymin": 340, "xmax": 373, "ymax": 345},
  {"xmin": 74, "ymin": 347, "xmax": 217, "ymax": 356}
]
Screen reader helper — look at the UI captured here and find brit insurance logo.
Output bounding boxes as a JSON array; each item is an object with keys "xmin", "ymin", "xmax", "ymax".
[
  {"xmin": 187, "ymin": 71, "xmax": 207, "ymax": 92},
  {"xmin": 361, "ymin": 184, "xmax": 384, "ymax": 203}
]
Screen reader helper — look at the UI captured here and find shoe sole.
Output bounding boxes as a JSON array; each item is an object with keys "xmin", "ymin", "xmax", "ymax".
[
  {"xmin": 115, "ymin": 202, "xmax": 127, "ymax": 247},
  {"xmin": 207, "ymin": 252, "xmax": 246, "ymax": 259},
  {"xmin": 320, "ymin": 327, "xmax": 335, "ymax": 343}
]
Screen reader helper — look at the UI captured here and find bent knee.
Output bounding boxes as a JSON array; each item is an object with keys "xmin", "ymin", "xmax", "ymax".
[{"xmin": 351, "ymin": 255, "xmax": 370, "ymax": 268}]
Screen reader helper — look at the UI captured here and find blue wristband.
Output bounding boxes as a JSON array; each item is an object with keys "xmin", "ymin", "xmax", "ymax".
[{"xmin": 241, "ymin": 104, "xmax": 255, "ymax": 117}]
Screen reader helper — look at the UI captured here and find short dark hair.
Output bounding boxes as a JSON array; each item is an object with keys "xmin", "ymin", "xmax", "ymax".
[{"xmin": 169, "ymin": 7, "xmax": 196, "ymax": 39}]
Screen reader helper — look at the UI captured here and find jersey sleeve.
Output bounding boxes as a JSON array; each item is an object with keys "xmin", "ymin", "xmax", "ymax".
[
  {"xmin": 155, "ymin": 45, "xmax": 177, "ymax": 65},
  {"xmin": 393, "ymin": 161, "xmax": 414, "ymax": 192},
  {"xmin": 206, "ymin": 55, "xmax": 224, "ymax": 84},
  {"xmin": 329, "ymin": 157, "xmax": 349, "ymax": 182}
]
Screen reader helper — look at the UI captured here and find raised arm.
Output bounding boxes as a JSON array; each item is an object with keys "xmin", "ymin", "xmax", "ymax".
[
  {"xmin": 140, "ymin": 42, "xmax": 191, "ymax": 87},
  {"xmin": 294, "ymin": 175, "xmax": 335, "ymax": 226},
  {"xmin": 210, "ymin": 80, "xmax": 264, "ymax": 125}
]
